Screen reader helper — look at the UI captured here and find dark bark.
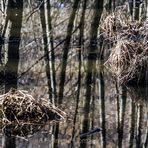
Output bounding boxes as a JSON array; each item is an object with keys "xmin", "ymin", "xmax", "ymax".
[
  {"xmin": 53, "ymin": 124, "xmax": 59, "ymax": 147},
  {"xmin": 39, "ymin": 0, "xmax": 52, "ymax": 100},
  {"xmin": 83, "ymin": 0, "xmax": 104, "ymax": 126},
  {"xmin": 47, "ymin": 0, "xmax": 57, "ymax": 103},
  {"xmin": 100, "ymin": 67, "xmax": 106, "ymax": 148},
  {"xmin": 129, "ymin": 100, "xmax": 136, "ymax": 148},
  {"xmin": 136, "ymin": 105, "xmax": 143, "ymax": 147},
  {"xmin": 58, "ymin": 0, "xmax": 80, "ymax": 104},
  {"xmin": 0, "ymin": 4, "xmax": 9, "ymax": 87},
  {"xmin": 4, "ymin": 137, "xmax": 16, "ymax": 148},
  {"xmin": 109, "ymin": 0, "xmax": 112, "ymax": 11},
  {"xmin": 5, "ymin": 0, "xmax": 23, "ymax": 92},
  {"xmin": 80, "ymin": 0, "xmax": 104, "ymax": 147},
  {"xmin": 3, "ymin": 0, "xmax": 23, "ymax": 146},
  {"xmin": 128, "ymin": 0, "xmax": 134, "ymax": 17},
  {"xmin": 135, "ymin": 0, "xmax": 141, "ymax": 20},
  {"xmin": 118, "ymin": 86, "xmax": 127, "ymax": 148},
  {"xmin": 71, "ymin": 1, "xmax": 88, "ymax": 147}
]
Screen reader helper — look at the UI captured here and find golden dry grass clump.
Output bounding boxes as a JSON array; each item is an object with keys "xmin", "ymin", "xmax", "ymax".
[
  {"xmin": 102, "ymin": 6, "xmax": 148, "ymax": 85},
  {"xmin": 0, "ymin": 89, "xmax": 66, "ymax": 123},
  {"xmin": 100, "ymin": 8, "xmax": 129, "ymax": 39},
  {"xmin": 105, "ymin": 39, "xmax": 148, "ymax": 84}
]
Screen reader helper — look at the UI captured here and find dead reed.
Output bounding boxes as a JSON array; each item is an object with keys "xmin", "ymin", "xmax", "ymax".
[
  {"xmin": 0, "ymin": 89, "xmax": 66, "ymax": 123},
  {"xmin": 105, "ymin": 39, "xmax": 148, "ymax": 84},
  {"xmin": 102, "ymin": 7, "xmax": 148, "ymax": 85}
]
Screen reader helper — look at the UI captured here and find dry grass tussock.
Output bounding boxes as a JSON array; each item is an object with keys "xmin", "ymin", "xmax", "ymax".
[
  {"xmin": 100, "ymin": 8, "xmax": 129, "ymax": 39},
  {"xmin": 0, "ymin": 89, "xmax": 66, "ymax": 123},
  {"xmin": 105, "ymin": 39, "xmax": 148, "ymax": 84},
  {"xmin": 102, "ymin": 7, "xmax": 148, "ymax": 84}
]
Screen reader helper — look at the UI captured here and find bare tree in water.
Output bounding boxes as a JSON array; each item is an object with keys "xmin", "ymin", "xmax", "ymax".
[
  {"xmin": 5, "ymin": 0, "xmax": 23, "ymax": 92},
  {"xmin": 128, "ymin": 0, "xmax": 142, "ymax": 20},
  {"xmin": 71, "ymin": 0, "xmax": 88, "ymax": 147},
  {"xmin": 81, "ymin": 0, "xmax": 104, "ymax": 147},
  {"xmin": 2, "ymin": 1, "xmax": 23, "ymax": 147},
  {"xmin": 46, "ymin": 0, "xmax": 57, "ymax": 103},
  {"xmin": 39, "ymin": 0, "xmax": 52, "ymax": 101},
  {"xmin": 58, "ymin": 0, "xmax": 80, "ymax": 104}
]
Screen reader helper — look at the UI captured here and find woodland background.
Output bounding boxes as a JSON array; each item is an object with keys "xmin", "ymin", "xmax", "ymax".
[{"xmin": 0, "ymin": 0, "xmax": 147, "ymax": 148}]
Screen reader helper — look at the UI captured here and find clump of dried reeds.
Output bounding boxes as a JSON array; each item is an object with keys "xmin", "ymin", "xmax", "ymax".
[
  {"xmin": 0, "ymin": 89, "xmax": 66, "ymax": 123},
  {"xmin": 105, "ymin": 39, "xmax": 148, "ymax": 84},
  {"xmin": 102, "ymin": 5, "xmax": 148, "ymax": 85},
  {"xmin": 100, "ymin": 8, "xmax": 129, "ymax": 40}
]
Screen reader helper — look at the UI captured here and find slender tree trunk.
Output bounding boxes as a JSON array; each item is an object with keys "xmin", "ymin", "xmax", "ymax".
[
  {"xmin": 83, "ymin": 0, "xmax": 104, "ymax": 128},
  {"xmin": 81, "ymin": 0, "xmax": 104, "ymax": 147},
  {"xmin": 71, "ymin": 1, "xmax": 88, "ymax": 146},
  {"xmin": 58, "ymin": 0, "xmax": 80, "ymax": 104},
  {"xmin": 146, "ymin": 0, "xmax": 148, "ymax": 19},
  {"xmin": 46, "ymin": 0, "xmax": 57, "ymax": 104},
  {"xmin": 0, "ymin": 1, "xmax": 9, "ymax": 87},
  {"xmin": 3, "ymin": 136, "xmax": 16, "ymax": 148},
  {"xmin": 0, "ymin": 38, "xmax": 4, "ymax": 87},
  {"xmin": 5, "ymin": 0, "xmax": 23, "ymax": 92},
  {"xmin": 134, "ymin": 0, "xmax": 141, "ymax": 20},
  {"xmin": 136, "ymin": 105, "xmax": 143, "ymax": 147},
  {"xmin": 118, "ymin": 86, "xmax": 127, "ymax": 148},
  {"xmin": 129, "ymin": 0, "xmax": 134, "ymax": 19},
  {"xmin": 108, "ymin": 0, "xmax": 112, "ymax": 11},
  {"xmin": 3, "ymin": 0, "xmax": 23, "ymax": 146},
  {"xmin": 129, "ymin": 100, "xmax": 136, "ymax": 148},
  {"xmin": 39, "ymin": 0, "xmax": 52, "ymax": 100},
  {"xmin": 145, "ymin": 133, "xmax": 148, "ymax": 148},
  {"xmin": 99, "ymin": 67, "xmax": 106, "ymax": 148}
]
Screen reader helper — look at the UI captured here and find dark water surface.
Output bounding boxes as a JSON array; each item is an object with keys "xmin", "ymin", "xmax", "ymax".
[
  {"xmin": 0, "ymin": 2, "xmax": 148, "ymax": 148},
  {"xmin": 0, "ymin": 74, "xmax": 147, "ymax": 148}
]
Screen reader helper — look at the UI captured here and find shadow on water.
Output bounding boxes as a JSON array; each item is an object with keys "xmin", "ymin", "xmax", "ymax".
[
  {"xmin": 0, "ymin": 0, "xmax": 148, "ymax": 147},
  {"xmin": 0, "ymin": 62, "xmax": 148, "ymax": 148},
  {"xmin": 127, "ymin": 86, "xmax": 148, "ymax": 148},
  {"xmin": 116, "ymin": 84, "xmax": 127, "ymax": 148},
  {"xmin": 0, "ymin": 65, "xmax": 148, "ymax": 147},
  {"xmin": 0, "ymin": 123, "xmax": 45, "ymax": 148},
  {"xmin": 99, "ymin": 65, "xmax": 106, "ymax": 148}
]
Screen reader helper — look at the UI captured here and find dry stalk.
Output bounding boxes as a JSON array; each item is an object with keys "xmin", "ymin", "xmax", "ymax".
[{"xmin": 0, "ymin": 89, "xmax": 66, "ymax": 123}]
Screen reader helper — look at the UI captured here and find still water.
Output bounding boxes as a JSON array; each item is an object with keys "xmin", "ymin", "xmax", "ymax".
[{"xmin": 0, "ymin": 68, "xmax": 147, "ymax": 148}]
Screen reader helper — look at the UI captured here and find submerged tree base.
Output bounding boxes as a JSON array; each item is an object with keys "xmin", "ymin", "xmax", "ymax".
[{"xmin": 0, "ymin": 89, "xmax": 66, "ymax": 123}]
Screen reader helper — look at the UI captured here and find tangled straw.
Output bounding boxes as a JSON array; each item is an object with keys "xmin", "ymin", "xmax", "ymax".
[{"xmin": 0, "ymin": 89, "xmax": 66, "ymax": 123}]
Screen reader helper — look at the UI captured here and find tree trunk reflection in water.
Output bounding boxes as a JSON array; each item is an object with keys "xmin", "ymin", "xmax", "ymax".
[
  {"xmin": 128, "ymin": 86, "xmax": 147, "ymax": 147},
  {"xmin": 3, "ymin": 0, "xmax": 23, "ymax": 147},
  {"xmin": 99, "ymin": 66, "xmax": 106, "ymax": 148},
  {"xmin": 0, "ymin": 1, "xmax": 8, "ymax": 86},
  {"xmin": 90, "ymin": 79, "xmax": 96, "ymax": 147},
  {"xmin": 129, "ymin": 99, "xmax": 136, "ymax": 148},
  {"xmin": 80, "ymin": 0, "xmax": 103, "ymax": 147},
  {"xmin": 117, "ymin": 85, "xmax": 127, "ymax": 148},
  {"xmin": 46, "ymin": 0, "xmax": 57, "ymax": 104},
  {"xmin": 39, "ymin": 0, "xmax": 52, "ymax": 101},
  {"xmin": 145, "ymin": 133, "xmax": 148, "ymax": 148},
  {"xmin": 2, "ymin": 136, "xmax": 16, "ymax": 148},
  {"xmin": 136, "ymin": 104, "xmax": 143, "ymax": 147},
  {"xmin": 52, "ymin": 0, "xmax": 80, "ymax": 146},
  {"xmin": 5, "ymin": 0, "xmax": 23, "ymax": 92},
  {"xmin": 53, "ymin": 124, "xmax": 59, "ymax": 148},
  {"xmin": 70, "ymin": 0, "xmax": 87, "ymax": 147},
  {"xmin": 58, "ymin": 0, "xmax": 80, "ymax": 104}
]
